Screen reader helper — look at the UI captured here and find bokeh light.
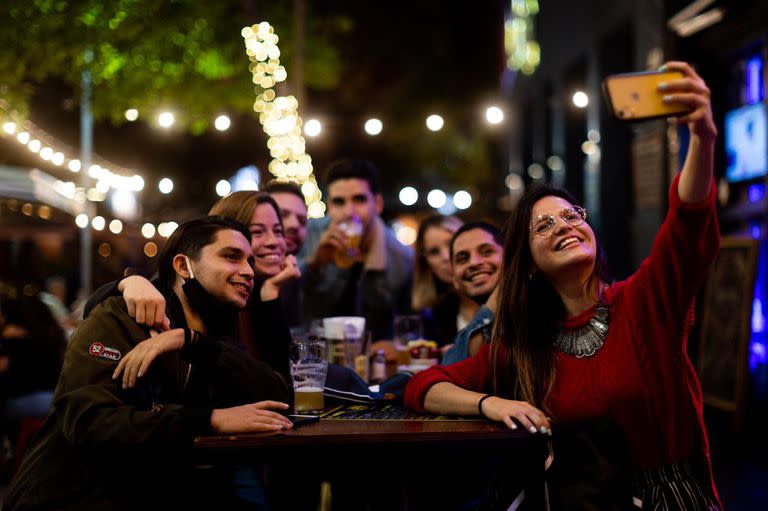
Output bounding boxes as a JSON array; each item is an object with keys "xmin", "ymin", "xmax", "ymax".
[
  {"xmin": 158, "ymin": 178, "xmax": 174, "ymax": 194},
  {"xmin": 572, "ymin": 91, "xmax": 589, "ymax": 108},
  {"xmin": 109, "ymin": 219, "xmax": 123, "ymax": 234},
  {"xmin": 304, "ymin": 119, "xmax": 322, "ymax": 137},
  {"xmin": 91, "ymin": 216, "xmax": 106, "ymax": 231},
  {"xmin": 485, "ymin": 106, "xmax": 504, "ymax": 125},
  {"xmin": 364, "ymin": 118, "xmax": 383, "ymax": 136},
  {"xmin": 214, "ymin": 115, "xmax": 231, "ymax": 131},
  {"xmin": 141, "ymin": 223, "xmax": 156, "ymax": 238},
  {"xmin": 399, "ymin": 186, "xmax": 419, "ymax": 206},
  {"xmin": 453, "ymin": 190, "xmax": 472, "ymax": 210},
  {"xmin": 426, "ymin": 115, "xmax": 444, "ymax": 132},
  {"xmin": 158, "ymin": 112, "xmax": 175, "ymax": 128},
  {"xmin": 427, "ymin": 189, "xmax": 447, "ymax": 209},
  {"xmin": 216, "ymin": 179, "xmax": 232, "ymax": 197}
]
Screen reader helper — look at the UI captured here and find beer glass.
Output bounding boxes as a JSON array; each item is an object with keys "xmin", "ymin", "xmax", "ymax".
[
  {"xmin": 289, "ymin": 337, "xmax": 328, "ymax": 414},
  {"xmin": 323, "ymin": 316, "xmax": 366, "ymax": 368},
  {"xmin": 333, "ymin": 216, "xmax": 364, "ymax": 269}
]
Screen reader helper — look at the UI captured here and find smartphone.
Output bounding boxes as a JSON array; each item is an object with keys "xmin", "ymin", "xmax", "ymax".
[
  {"xmin": 288, "ymin": 414, "xmax": 320, "ymax": 428},
  {"xmin": 603, "ymin": 70, "xmax": 692, "ymax": 121}
]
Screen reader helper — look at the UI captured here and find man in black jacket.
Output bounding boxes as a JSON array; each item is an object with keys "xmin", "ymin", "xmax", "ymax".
[{"xmin": 5, "ymin": 216, "xmax": 293, "ymax": 511}]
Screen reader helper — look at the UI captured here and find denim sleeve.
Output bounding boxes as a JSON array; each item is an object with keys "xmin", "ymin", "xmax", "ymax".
[{"xmin": 441, "ymin": 306, "xmax": 494, "ymax": 366}]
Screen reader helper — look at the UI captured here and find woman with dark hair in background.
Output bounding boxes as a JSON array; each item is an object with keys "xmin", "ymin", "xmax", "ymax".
[
  {"xmin": 412, "ymin": 214, "xmax": 479, "ymax": 346},
  {"xmin": 405, "ymin": 62, "xmax": 722, "ymax": 509},
  {"xmin": 0, "ymin": 293, "xmax": 66, "ymax": 423}
]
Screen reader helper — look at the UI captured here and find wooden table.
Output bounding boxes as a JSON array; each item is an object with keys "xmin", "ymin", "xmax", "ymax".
[{"xmin": 195, "ymin": 408, "xmax": 548, "ymax": 511}]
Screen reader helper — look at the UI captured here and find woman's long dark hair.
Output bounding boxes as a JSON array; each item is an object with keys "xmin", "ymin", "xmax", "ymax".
[{"xmin": 490, "ymin": 184, "xmax": 611, "ymax": 411}]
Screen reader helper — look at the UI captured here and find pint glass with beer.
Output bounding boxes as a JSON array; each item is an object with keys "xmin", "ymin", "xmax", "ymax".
[
  {"xmin": 289, "ymin": 337, "xmax": 328, "ymax": 413},
  {"xmin": 333, "ymin": 216, "xmax": 363, "ymax": 269}
]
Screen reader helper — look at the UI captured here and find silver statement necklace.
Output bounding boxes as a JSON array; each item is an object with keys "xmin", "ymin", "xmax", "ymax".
[{"xmin": 554, "ymin": 304, "xmax": 610, "ymax": 357}]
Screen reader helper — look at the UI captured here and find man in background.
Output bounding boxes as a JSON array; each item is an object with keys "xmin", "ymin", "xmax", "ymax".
[
  {"xmin": 441, "ymin": 222, "xmax": 503, "ymax": 365},
  {"xmin": 300, "ymin": 159, "xmax": 413, "ymax": 340},
  {"xmin": 264, "ymin": 180, "xmax": 308, "ymax": 256}
]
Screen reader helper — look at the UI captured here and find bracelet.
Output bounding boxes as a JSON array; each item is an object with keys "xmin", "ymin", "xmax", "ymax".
[
  {"xmin": 182, "ymin": 328, "xmax": 200, "ymax": 352},
  {"xmin": 477, "ymin": 394, "xmax": 493, "ymax": 418}
]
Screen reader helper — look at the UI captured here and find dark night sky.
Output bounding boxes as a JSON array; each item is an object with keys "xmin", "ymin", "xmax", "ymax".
[{"xmin": 0, "ymin": 1, "xmax": 507, "ymax": 225}]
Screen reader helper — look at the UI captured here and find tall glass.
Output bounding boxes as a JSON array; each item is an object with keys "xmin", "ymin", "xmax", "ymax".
[
  {"xmin": 289, "ymin": 337, "xmax": 328, "ymax": 414},
  {"xmin": 393, "ymin": 314, "xmax": 423, "ymax": 350},
  {"xmin": 333, "ymin": 217, "xmax": 364, "ymax": 269}
]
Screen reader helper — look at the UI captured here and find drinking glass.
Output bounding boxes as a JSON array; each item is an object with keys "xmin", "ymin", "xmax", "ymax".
[
  {"xmin": 333, "ymin": 217, "xmax": 363, "ymax": 269},
  {"xmin": 393, "ymin": 314, "xmax": 423, "ymax": 349},
  {"xmin": 289, "ymin": 337, "xmax": 328, "ymax": 414}
]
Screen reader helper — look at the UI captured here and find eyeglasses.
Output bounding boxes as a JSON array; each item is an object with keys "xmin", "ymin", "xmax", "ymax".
[{"xmin": 529, "ymin": 206, "xmax": 587, "ymax": 237}]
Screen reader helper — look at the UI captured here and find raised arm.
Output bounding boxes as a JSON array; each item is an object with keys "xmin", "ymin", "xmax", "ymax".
[
  {"xmin": 84, "ymin": 275, "xmax": 168, "ymax": 331},
  {"xmin": 618, "ymin": 61, "xmax": 719, "ymax": 352},
  {"xmin": 260, "ymin": 254, "xmax": 301, "ymax": 301},
  {"xmin": 660, "ymin": 61, "xmax": 717, "ymax": 203}
]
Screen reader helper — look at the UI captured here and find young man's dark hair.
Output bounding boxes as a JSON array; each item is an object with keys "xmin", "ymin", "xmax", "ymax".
[
  {"xmin": 324, "ymin": 158, "xmax": 380, "ymax": 195},
  {"xmin": 157, "ymin": 215, "xmax": 251, "ymax": 291},
  {"xmin": 263, "ymin": 180, "xmax": 304, "ymax": 202},
  {"xmin": 449, "ymin": 221, "xmax": 502, "ymax": 261}
]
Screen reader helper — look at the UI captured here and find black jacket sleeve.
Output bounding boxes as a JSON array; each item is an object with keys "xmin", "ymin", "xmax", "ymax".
[
  {"xmin": 178, "ymin": 330, "xmax": 291, "ymax": 409},
  {"xmin": 251, "ymin": 297, "xmax": 291, "ymax": 378},
  {"xmin": 208, "ymin": 342, "xmax": 292, "ymax": 408},
  {"xmin": 57, "ymin": 299, "xmax": 212, "ymax": 450},
  {"xmin": 83, "ymin": 279, "xmax": 123, "ymax": 319},
  {"xmin": 240, "ymin": 286, "xmax": 292, "ymax": 380}
]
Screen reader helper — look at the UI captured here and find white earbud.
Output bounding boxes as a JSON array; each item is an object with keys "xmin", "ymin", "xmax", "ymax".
[{"xmin": 183, "ymin": 255, "xmax": 195, "ymax": 279}]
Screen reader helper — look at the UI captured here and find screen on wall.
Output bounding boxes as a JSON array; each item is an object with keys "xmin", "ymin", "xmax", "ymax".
[{"xmin": 725, "ymin": 102, "xmax": 768, "ymax": 182}]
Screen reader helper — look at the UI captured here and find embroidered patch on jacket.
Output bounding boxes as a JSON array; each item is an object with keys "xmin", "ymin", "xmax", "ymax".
[{"xmin": 88, "ymin": 342, "xmax": 122, "ymax": 361}]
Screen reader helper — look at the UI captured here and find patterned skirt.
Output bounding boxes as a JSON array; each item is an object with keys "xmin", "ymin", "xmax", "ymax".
[{"xmin": 631, "ymin": 461, "xmax": 721, "ymax": 510}]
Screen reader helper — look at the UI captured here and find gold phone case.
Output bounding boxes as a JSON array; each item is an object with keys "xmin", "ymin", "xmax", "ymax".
[{"xmin": 603, "ymin": 71, "xmax": 692, "ymax": 121}]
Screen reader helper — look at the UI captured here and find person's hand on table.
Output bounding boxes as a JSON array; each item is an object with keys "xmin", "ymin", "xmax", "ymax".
[
  {"xmin": 118, "ymin": 275, "xmax": 170, "ymax": 331},
  {"xmin": 480, "ymin": 396, "xmax": 552, "ymax": 435},
  {"xmin": 369, "ymin": 340, "xmax": 397, "ymax": 362},
  {"xmin": 112, "ymin": 328, "xmax": 184, "ymax": 389},
  {"xmin": 261, "ymin": 254, "xmax": 301, "ymax": 301},
  {"xmin": 210, "ymin": 401, "xmax": 293, "ymax": 433}
]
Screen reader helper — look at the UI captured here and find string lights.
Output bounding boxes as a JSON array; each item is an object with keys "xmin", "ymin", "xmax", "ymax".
[
  {"xmin": 505, "ymin": 0, "xmax": 540, "ymax": 75},
  {"xmin": 242, "ymin": 21, "xmax": 324, "ymax": 217},
  {"xmin": 3, "ymin": 22, "xmax": 509, "ymax": 234}
]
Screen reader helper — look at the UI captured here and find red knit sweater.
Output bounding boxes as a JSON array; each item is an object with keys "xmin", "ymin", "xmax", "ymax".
[{"xmin": 405, "ymin": 175, "xmax": 720, "ymax": 488}]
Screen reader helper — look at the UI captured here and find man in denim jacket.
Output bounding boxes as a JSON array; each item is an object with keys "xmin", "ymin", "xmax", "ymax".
[{"xmin": 441, "ymin": 222, "xmax": 503, "ymax": 365}]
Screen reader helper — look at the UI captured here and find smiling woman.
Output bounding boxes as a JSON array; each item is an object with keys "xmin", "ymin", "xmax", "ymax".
[
  {"xmin": 406, "ymin": 62, "xmax": 723, "ymax": 509},
  {"xmin": 208, "ymin": 191, "xmax": 287, "ymax": 278},
  {"xmin": 207, "ymin": 191, "xmax": 300, "ymax": 367}
]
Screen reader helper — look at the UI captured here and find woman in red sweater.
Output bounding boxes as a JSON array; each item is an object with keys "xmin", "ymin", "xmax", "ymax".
[{"xmin": 404, "ymin": 61, "xmax": 721, "ymax": 510}]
